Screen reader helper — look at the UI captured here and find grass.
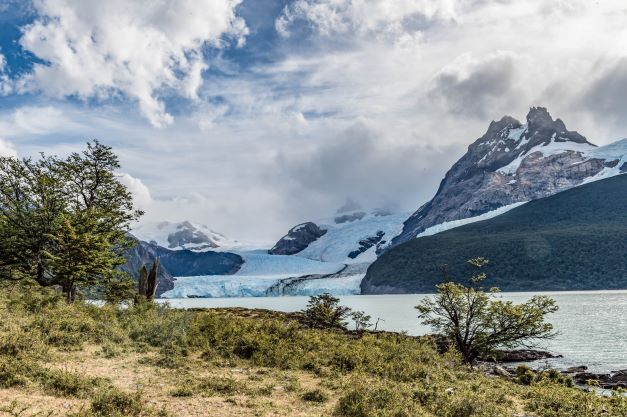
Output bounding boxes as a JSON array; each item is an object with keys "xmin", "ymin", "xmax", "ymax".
[{"xmin": 0, "ymin": 286, "xmax": 625, "ymax": 416}]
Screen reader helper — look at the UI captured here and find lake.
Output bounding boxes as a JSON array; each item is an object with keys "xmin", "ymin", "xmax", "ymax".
[{"xmin": 159, "ymin": 290, "xmax": 627, "ymax": 373}]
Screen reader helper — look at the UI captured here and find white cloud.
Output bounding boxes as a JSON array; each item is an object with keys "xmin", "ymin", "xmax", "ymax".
[
  {"xmin": 5, "ymin": 0, "xmax": 627, "ymax": 243},
  {"xmin": 276, "ymin": 0, "xmax": 463, "ymax": 40},
  {"xmin": 118, "ymin": 172, "xmax": 153, "ymax": 212},
  {"xmin": 0, "ymin": 53, "xmax": 12, "ymax": 95},
  {"xmin": 17, "ymin": 0, "xmax": 248, "ymax": 127},
  {"xmin": 0, "ymin": 138, "xmax": 17, "ymax": 158}
]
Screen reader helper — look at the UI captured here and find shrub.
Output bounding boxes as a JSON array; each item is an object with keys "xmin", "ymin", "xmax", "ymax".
[
  {"xmin": 90, "ymin": 388, "xmax": 144, "ymax": 416},
  {"xmin": 301, "ymin": 388, "xmax": 329, "ymax": 403},
  {"xmin": 301, "ymin": 294, "xmax": 352, "ymax": 330}
]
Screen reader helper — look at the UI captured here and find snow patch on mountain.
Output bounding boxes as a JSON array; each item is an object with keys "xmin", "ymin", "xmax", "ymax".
[
  {"xmin": 497, "ymin": 131, "xmax": 597, "ymax": 175},
  {"xmin": 132, "ymin": 221, "xmax": 242, "ymax": 251},
  {"xmin": 295, "ymin": 212, "xmax": 408, "ymax": 263},
  {"xmin": 582, "ymin": 139, "xmax": 627, "ymax": 183},
  {"xmin": 415, "ymin": 202, "xmax": 527, "ymax": 238}
]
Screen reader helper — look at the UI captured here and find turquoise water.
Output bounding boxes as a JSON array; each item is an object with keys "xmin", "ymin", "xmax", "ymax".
[{"xmin": 160, "ymin": 290, "xmax": 627, "ymax": 373}]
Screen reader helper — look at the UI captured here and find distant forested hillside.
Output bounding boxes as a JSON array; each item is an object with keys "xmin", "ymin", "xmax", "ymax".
[{"xmin": 362, "ymin": 174, "xmax": 627, "ymax": 294}]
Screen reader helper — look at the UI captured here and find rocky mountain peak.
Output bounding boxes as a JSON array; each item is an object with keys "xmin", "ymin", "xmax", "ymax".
[
  {"xmin": 526, "ymin": 106, "xmax": 554, "ymax": 131},
  {"xmin": 388, "ymin": 106, "xmax": 613, "ymax": 249}
]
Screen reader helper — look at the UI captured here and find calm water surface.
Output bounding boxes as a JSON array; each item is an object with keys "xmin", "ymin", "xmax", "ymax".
[{"xmin": 160, "ymin": 290, "xmax": 627, "ymax": 373}]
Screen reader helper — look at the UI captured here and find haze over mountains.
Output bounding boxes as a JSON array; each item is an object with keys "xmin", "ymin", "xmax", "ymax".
[{"xmin": 124, "ymin": 107, "xmax": 627, "ymax": 297}]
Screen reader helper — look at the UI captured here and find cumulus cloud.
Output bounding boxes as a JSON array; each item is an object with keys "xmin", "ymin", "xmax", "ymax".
[
  {"xmin": 0, "ymin": 138, "xmax": 17, "ymax": 158},
  {"xmin": 276, "ymin": 0, "xmax": 463, "ymax": 40},
  {"xmin": 118, "ymin": 172, "xmax": 153, "ymax": 212},
  {"xmin": 17, "ymin": 0, "xmax": 248, "ymax": 127},
  {"xmin": 4, "ymin": 0, "xmax": 627, "ymax": 242}
]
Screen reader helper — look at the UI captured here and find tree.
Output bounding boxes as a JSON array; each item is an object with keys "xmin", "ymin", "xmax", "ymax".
[
  {"xmin": 415, "ymin": 258, "xmax": 558, "ymax": 364},
  {"xmin": 103, "ymin": 272, "xmax": 137, "ymax": 305},
  {"xmin": 351, "ymin": 310, "xmax": 372, "ymax": 332},
  {"xmin": 301, "ymin": 293, "xmax": 352, "ymax": 330},
  {"xmin": 0, "ymin": 141, "xmax": 142, "ymax": 301}
]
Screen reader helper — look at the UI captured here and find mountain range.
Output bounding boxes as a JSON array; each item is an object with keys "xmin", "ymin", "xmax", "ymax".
[{"xmin": 123, "ymin": 107, "xmax": 627, "ymax": 297}]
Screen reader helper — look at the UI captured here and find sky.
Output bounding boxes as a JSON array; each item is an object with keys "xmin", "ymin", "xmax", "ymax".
[{"xmin": 1, "ymin": 0, "xmax": 627, "ymax": 243}]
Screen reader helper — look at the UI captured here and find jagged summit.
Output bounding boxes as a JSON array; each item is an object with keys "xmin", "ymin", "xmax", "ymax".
[{"xmin": 388, "ymin": 106, "xmax": 615, "ymax": 249}]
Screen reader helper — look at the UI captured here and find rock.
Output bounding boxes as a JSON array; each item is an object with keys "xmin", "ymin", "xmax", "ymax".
[
  {"xmin": 348, "ymin": 231, "xmax": 385, "ymax": 259},
  {"xmin": 389, "ymin": 107, "xmax": 610, "ymax": 249},
  {"xmin": 268, "ymin": 222, "xmax": 327, "ymax": 255},
  {"xmin": 565, "ymin": 366, "xmax": 588, "ymax": 373},
  {"xmin": 167, "ymin": 221, "xmax": 219, "ymax": 250},
  {"xmin": 335, "ymin": 211, "xmax": 366, "ymax": 224},
  {"xmin": 484, "ymin": 349, "xmax": 562, "ymax": 362},
  {"xmin": 493, "ymin": 366, "xmax": 512, "ymax": 377}
]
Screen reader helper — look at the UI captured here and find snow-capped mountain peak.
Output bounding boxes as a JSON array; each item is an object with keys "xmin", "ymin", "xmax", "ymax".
[
  {"xmin": 131, "ymin": 220, "xmax": 239, "ymax": 251},
  {"xmin": 389, "ymin": 106, "xmax": 620, "ymax": 248}
]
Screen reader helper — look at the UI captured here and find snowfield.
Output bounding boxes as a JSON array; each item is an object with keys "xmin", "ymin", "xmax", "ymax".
[
  {"xmin": 414, "ymin": 202, "xmax": 528, "ymax": 238},
  {"xmin": 155, "ymin": 134, "xmax": 627, "ymax": 299},
  {"xmin": 132, "ymin": 220, "xmax": 242, "ymax": 251},
  {"xmin": 296, "ymin": 212, "xmax": 409, "ymax": 263},
  {"xmin": 160, "ymin": 250, "xmax": 353, "ymax": 298}
]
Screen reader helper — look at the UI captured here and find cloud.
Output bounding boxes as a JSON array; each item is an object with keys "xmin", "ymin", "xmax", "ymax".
[
  {"xmin": 580, "ymin": 58, "xmax": 627, "ymax": 126},
  {"xmin": 17, "ymin": 0, "xmax": 248, "ymax": 127},
  {"xmin": 0, "ymin": 138, "xmax": 17, "ymax": 158},
  {"xmin": 4, "ymin": 0, "xmax": 627, "ymax": 243},
  {"xmin": 428, "ymin": 51, "xmax": 526, "ymax": 119},
  {"xmin": 118, "ymin": 172, "xmax": 153, "ymax": 212},
  {"xmin": 272, "ymin": 119, "xmax": 461, "ymax": 216},
  {"xmin": 0, "ymin": 53, "xmax": 12, "ymax": 95},
  {"xmin": 276, "ymin": 0, "xmax": 462, "ymax": 40}
]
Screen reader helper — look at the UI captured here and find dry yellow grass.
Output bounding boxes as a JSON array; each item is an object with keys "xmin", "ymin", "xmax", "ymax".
[{"xmin": 0, "ymin": 345, "xmax": 338, "ymax": 417}]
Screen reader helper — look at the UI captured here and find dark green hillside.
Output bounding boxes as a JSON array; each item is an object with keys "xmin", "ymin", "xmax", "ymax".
[{"xmin": 362, "ymin": 174, "xmax": 627, "ymax": 294}]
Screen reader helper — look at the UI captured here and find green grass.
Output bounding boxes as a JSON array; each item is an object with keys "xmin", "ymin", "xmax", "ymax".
[{"xmin": 0, "ymin": 286, "xmax": 625, "ymax": 416}]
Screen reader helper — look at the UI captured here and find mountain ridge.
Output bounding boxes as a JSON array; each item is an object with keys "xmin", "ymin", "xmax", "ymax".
[{"xmin": 388, "ymin": 107, "xmax": 621, "ymax": 249}]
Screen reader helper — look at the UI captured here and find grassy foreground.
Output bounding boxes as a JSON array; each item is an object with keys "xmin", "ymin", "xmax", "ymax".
[{"xmin": 0, "ymin": 287, "xmax": 625, "ymax": 417}]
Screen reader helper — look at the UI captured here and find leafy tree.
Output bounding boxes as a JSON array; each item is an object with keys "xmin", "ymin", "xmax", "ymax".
[
  {"xmin": 351, "ymin": 310, "xmax": 372, "ymax": 332},
  {"xmin": 0, "ymin": 141, "xmax": 142, "ymax": 301},
  {"xmin": 103, "ymin": 273, "xmax": 137, "ymax": 305},
  {"xmin": 301, "ymin": 293, "xmax": 352, "ymax": 330},
  {"xmin": 415, "ymin": 258, "xmax": 558, "ymax": 364}
]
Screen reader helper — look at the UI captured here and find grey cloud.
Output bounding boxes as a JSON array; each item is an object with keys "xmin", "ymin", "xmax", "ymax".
[
  {"xmin": 428, "ymin": 52, "xmax": 522, "ymax": 119},
  {"xmin": 581, "ymin": 59, "xmax": 627, "ymax": 129},
  {"xmin": 270, "ymin": 121, "xmax": 462, "ymax": 220}
]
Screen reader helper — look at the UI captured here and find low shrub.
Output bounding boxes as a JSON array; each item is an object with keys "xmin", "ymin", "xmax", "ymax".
[{"xmin": 301, "ymin": 388, "xmax": 329, "ymax": 403}]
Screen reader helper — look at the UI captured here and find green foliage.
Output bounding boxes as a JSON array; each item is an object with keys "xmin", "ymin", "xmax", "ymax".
[
  {"xmin": 0, "ymin": 141, "xmax": 142, "ymax": 301},
  {"xmin": 350, "ymin": 310, "xmax": 372, "ymax": 332},
  {"xmin": 301, "ymin": 388, "xmax": 329, "ymax": 403},
  {"xmin": 89, "ymin": 388, "xmax": 146, "ymax": 417},
  {"xmin": 416, "ymin": 258, "xmax": 558, "ymax": 363},
  {"xmin": 301, "ymin": 293, "xmax": 352, "ymax": 330},
  {"xmin": 103, "ymin": 272, "xmax": 137, "ymax": 305},
  {"xmin": 365, "ymin": 174, "xmax": 627, "ymax": 293}
]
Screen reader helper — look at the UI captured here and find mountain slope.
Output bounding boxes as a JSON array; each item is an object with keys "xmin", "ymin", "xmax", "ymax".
[
  {"xmin": 389, "ymin": 107, "xmax": 620, "ymax": 249},
  {"xmin": 363, "ymin": 173, "xmax": 627, "ymax": 294}
]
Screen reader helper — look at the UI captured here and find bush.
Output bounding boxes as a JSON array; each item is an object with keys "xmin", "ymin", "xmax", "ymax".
[
  {"xmin": 301, "ymin": 388, "xmax": 329, "ymax": 403},
  {"xmin": 90, "ymin": 388, "xmax": 145, "ymax": 416},
  {"xmin": 301, "ymin": 294, "xmax": 352, "ymax": 330}
]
